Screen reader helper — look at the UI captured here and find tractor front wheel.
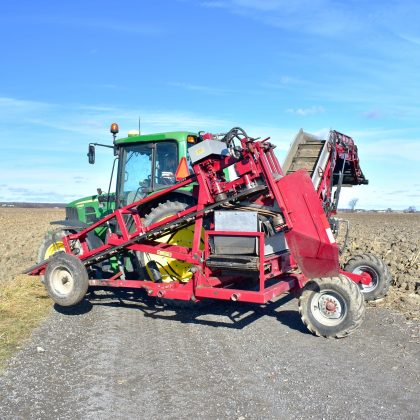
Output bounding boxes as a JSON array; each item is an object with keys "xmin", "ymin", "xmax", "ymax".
[
  {"xmin": 38, "ymin": 229, "xmax": 70, "ymax": 283},
  {"xmin": 344, "ymin": 253, "xmax": 391, "ymax": 301},
  {"xmin": 44, "ymin": 253, "xmax": 89, "ymax": 307},
  {"xmin": 299, "ymin": 275, "xmax": 365, "ymax": 338},
  {"xmin": 38, "ymin": 229, "xmax": 68, "ymax": 261}
]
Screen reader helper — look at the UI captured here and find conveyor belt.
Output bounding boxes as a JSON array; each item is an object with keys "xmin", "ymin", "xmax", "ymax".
[{"xmin": 282, "ymin": 129, "xmax": 326, "ymax": 178}]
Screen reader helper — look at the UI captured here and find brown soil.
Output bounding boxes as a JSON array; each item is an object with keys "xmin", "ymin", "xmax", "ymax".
[
  {"xmin": 0, "ymin": 208, "xmax": 63, "ymax": 366},
  {"xmin": 0, "ymin": 208, "xmax": 418, "ymax": 318},
  {"xmin": 0, "ymin": 208, "xmax": 64, "ymax": 279},
  {"xmin": 340, "ymin": 212, "xmax": 420, "ymax": 319}
]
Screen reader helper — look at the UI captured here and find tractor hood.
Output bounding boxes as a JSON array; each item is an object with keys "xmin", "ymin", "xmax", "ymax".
[{"xmin": 65, "ymin": 194, "xmax": 115, "ymax": 225}]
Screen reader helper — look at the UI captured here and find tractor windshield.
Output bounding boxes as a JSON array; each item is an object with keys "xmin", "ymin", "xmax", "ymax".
[{"xmin": 118, "ymin": 141, "xmax": 178, "ymax": 207}]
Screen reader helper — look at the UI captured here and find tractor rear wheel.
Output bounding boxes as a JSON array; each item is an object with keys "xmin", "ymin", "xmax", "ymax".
[
  {"xmin": 298, "ymin": 275, "xmax": 365, "ymax": 338},
  {"xmin": 142, "ymin": 199, "xmax": 197, "ymax": 283},
  {"xmin": 344, "ymin": 253, "xmax": 391, "ymax": 301},
  {"xmin": 44, "ymin": 253, "xmax": 89, "ymax": 307},
  {"xmin": 141, "ymin": 199, "xmax": 201, "ymax": 308}
]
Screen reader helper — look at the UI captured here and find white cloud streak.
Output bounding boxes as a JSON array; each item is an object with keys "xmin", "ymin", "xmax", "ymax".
[
  {"xmin": 0, "ymin": 15, "xmax": 163, "ymax": 36},
  {"xmin": 286, "ymin": 106, "xmax": 324, "ymax": 116},
  {"xmin": 199, "ymin": 0, "xmax": 365, "ymax": 36},
  {"xmin": 168, "ymin": 82, "xmax": 228, "ymax": 95}
]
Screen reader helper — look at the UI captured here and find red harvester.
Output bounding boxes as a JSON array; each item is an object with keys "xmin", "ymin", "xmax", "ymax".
[{"xmin": 26, "ymin": 127, "xmax": 390, "ymax": 337}]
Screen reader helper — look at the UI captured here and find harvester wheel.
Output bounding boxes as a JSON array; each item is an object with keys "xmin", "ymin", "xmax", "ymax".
[
  {"xmin": 44, "ymin": 253, "xmax": 89, "ymax": 307},
  {"xmin": 299, "ymin": 275, "xmax": 365, "ymax": 338},
  {"xmin": 344, "ymin": 253, "xmax": 391, "ymax": 301}
]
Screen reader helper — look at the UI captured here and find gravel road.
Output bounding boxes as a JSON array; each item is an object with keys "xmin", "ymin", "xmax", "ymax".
[{"xmin": 1, "ymin": 291, "xmax": 419, "ymax": 420}]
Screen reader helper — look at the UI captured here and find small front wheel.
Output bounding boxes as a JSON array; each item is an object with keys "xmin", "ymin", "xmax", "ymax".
[
  {"xmin": 344, "ymin": 253, "xmax": 391, "ymax": 301},
  {"xmin": 299, "ymin": 275, "xmax": 365, "ymax": 338},
  {"xmin": 44, "ymin": 253, "xmax": 89, "ymax": 307}
]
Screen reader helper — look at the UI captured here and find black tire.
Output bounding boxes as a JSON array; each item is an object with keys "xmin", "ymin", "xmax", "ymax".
[
  {"xmin": 143, "ymin": 199, "xmax": 200, "ymax": 308},
  {"xmin": 143, "ymin": 199, "xmax": 192, "ymax": 227},
  {"xmin": 141, "ymin": 199, "xmax": 194, "ymax": 282},
  {"xmin": 38, "ymin": 229, "xmax": 68, "ymax": 262},
  {"xmin": 344, "ymin": 253, "xmax": 391, "ymax": 301},
  {"xmin": 44, "ymin": 253, "xmax": 89, "ymax": 307},
  {"xmin": 299, "ymin": 275, "xmax": 365, "ymax": 338},
  {"xmin": 38, "ymin": 229, "xmax": 70, "ymax": 283}
]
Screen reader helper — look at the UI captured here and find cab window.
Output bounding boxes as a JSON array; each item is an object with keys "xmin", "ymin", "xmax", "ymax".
[
  {"xmin": 155, "ymin": 142, "xmax": 178, "ymax": 187},
  {"xmin": 118, "ymin": 141, "xmax": 178, "ymax": 207}
]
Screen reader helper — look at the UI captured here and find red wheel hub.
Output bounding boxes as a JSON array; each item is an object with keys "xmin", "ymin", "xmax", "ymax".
[
  {"xmin": 360, "ymin": 272, "xmax": 373, "ymax": 285},
  {"xmin": 325, "ymin": 300, "xmax": 337, "ymax": 312}
]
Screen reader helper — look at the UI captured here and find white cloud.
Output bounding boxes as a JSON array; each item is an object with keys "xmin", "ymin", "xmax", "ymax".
[
  {"xmin": 360, "ymin": 139, "xmax": 420, "ymax": 162},
  {"xmin": 198, "ymin": 0, "xmax": 420, "ymax": 40},
  {"xmin": 0, "ymin": 95, "xmax": 233, "ymax": 138},
  {"xmin": 311, "ymin": 127, "xmax": 330, "ymax": 139},
  {"xmin": 0, "ymin": 96, "xmax": 53, "ymax": 114},
  {"xmin": 397, "ymin": 33, "xmax": 420, "ymax": 46},
  {"xmin": 200, "ymin": 1, "xmax": 228, "ymax": 8},
  {"xmin": 286, "ymin": 106, "xmax": 324, "ymax": 116},
  {"xmin": 197, "ymin": 0, "xmax": 366, "ymax": 36},
  {"xmin": 0, "ymin": 15, "xmax": 163, "ymax": 36},
  {"xmin": 168, "ymin": 82, "xmax": 227, "ymax": 95}
]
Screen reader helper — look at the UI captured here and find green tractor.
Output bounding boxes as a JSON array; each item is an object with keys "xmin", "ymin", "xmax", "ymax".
[{"xmin": 38, "ymin": 123, "xmax": 200, "ymax": 283}]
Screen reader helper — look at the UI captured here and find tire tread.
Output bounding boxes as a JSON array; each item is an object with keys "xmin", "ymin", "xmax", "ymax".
[
  {"xmin": 299, "ymin": 274, "xmax": 365, "ymax": 338},
  {"xmin": 343, "ymin": 253, "xmax": 391, "ymax": 300},
  {"xmin": 44, "ymin": 253, "xmax": 89, "ymax": 307}
]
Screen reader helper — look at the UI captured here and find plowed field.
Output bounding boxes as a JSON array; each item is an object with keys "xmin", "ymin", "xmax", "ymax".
[
  {"xmin": 341, "ymin": 212, "xmax": 419, "ymax": 319},
  {"xmin": 0, "ymin": 208, "xmax": 419, "ymax": 317},
  {"xmin": 0, "ymin": 208, "xmax": 64, "ymax": 280}
]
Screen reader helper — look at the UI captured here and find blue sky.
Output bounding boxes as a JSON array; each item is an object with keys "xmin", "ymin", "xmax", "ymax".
[{"xmin": 0, "ymin": 0, "xmax": 419, "ymax": 209}]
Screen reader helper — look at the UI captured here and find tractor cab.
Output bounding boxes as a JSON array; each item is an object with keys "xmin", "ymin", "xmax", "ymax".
[
  {"xmin": 116, "ymin": 136, "xmax": 184, "ymax": 207},
  {"xmin": 111, "ymin": 127, "xmax": 197, "ymax": 209},
  {"xmin": 65, "ymin": 126, "xmax": 198, "ymax": 227},
  {"xmin": 117, "ymin": 140, "xmax": 177, "ymax": 206}
]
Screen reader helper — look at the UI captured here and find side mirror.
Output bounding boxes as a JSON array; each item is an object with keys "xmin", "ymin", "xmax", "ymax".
[{"xmin": 87, "ymin": 144, "xmax": 95, "ymax": 164}]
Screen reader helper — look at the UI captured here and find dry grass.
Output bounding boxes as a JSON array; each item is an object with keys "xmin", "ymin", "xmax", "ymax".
[{"xmin": 0, "ymin": 275, "xmax": 52, "ymax": 368}]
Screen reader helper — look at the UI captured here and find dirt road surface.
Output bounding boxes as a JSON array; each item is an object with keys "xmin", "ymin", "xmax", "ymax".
[{"xmin": 1, "ymin": 292, "xmax": 419, "ymax": 420}]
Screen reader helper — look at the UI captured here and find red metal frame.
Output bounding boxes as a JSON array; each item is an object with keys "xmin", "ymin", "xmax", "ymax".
[
  {"xmin": 27, "ymin": 133, "xmax": 369, "ymax": 304},
  {"xmin": 314, "ymin": 130, "xmax": 368, "ymax": 216}
]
